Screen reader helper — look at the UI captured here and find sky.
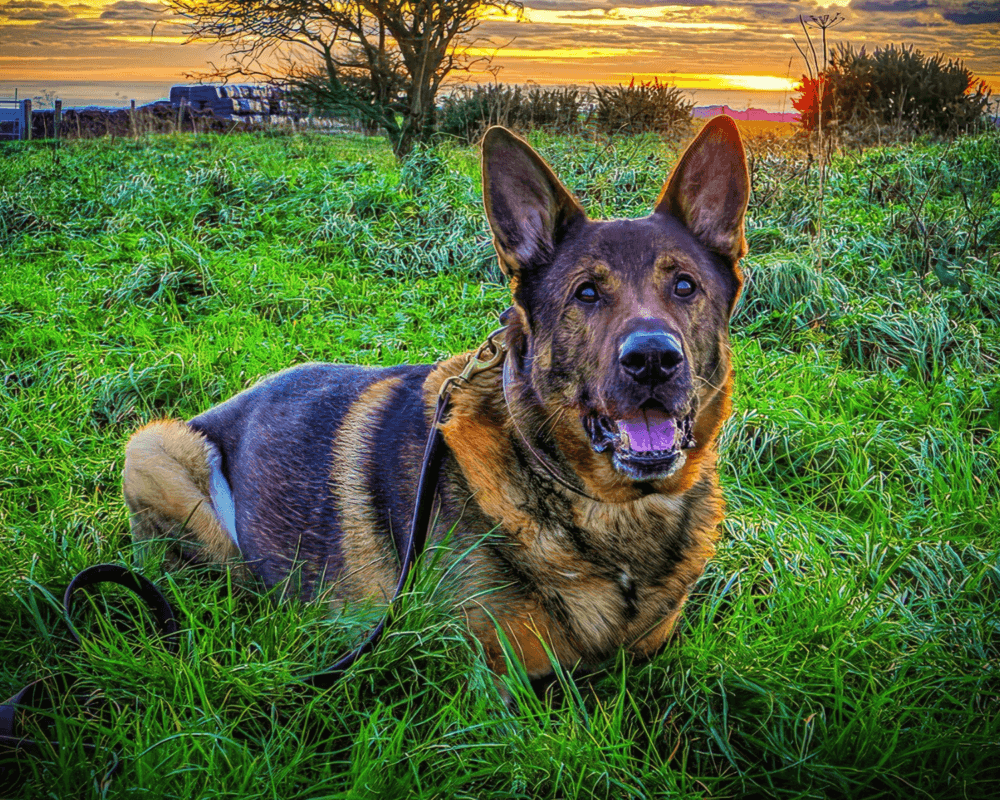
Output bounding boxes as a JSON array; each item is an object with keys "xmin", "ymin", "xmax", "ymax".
[{"xmin": 1, "ymin": 0, "xmax": 998, "ymax": 105}]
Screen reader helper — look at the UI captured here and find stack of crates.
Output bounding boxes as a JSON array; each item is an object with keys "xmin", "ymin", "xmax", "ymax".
[{"xmin": 169, "ymin": 85, "xmax": 296, "ymax": 123}]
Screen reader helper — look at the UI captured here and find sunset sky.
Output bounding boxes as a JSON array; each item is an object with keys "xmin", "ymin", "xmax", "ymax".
[{"xmin": 1, "ymin": 0, "xmax": 998, "ymax": 101}]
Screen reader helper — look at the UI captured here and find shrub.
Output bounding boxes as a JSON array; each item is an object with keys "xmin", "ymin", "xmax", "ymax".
[
  {"xmin": 591, "ymin": 78, "xmax": 694, "ymax": 138},
  {"xmin": 793, "ymin": 44, "xmax": 992, "ymax": 139},
  {"xmin": 734, "ymin": 256, "xmax": 848, "ymax": 337},
  {"xmin": 836, "ymin": 300, "xmax": 989, "ymax": 380},
  {"xmin": 437, "ymin": 83, "xmax": 585, "ymax": 142},
  {"xmin": 517, "ymin": 85, "xmax": 586, "ymax": 132}
]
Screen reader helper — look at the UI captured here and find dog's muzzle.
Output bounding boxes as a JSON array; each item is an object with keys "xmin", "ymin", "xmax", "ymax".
[{"xmin": 584, "ymin": 403, "xmax": 696, "ymax": 481}]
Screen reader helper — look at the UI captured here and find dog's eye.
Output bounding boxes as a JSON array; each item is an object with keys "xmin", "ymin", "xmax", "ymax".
[
  {"xmin": 575, "ymin": 282, "xmax": 600, "ymax": 304},
  {"xmin": 674, "ymin": 276, "xmax": 697, "ymax": 298}
]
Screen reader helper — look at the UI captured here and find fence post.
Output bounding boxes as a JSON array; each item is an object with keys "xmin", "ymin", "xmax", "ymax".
[
  {"xmin": 23, "ymin": 98, "xmax": 31, "ymax": 141},
  {"xmin": 54, "ymin": 99, "xmax": 62, "ymax": 141},
  {"xmin": 130, "ymin": 99, "xmax": 136, "ymax": 137}
]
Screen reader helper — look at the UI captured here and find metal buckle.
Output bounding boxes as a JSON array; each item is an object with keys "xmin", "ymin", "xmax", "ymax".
[{"xmin": 439, "ymin": 325, "xmax": 508, "ymax": 399}]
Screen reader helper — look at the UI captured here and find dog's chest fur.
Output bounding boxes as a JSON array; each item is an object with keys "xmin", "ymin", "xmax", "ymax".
[{"xmin": 431, "ymin": 356, "xmax": 722, "ymax": 671}]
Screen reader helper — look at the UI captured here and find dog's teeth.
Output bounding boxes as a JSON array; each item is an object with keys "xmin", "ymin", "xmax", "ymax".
[{"xmin": 620, "ymin": 430, "xmax": 630, "ymax": 450}]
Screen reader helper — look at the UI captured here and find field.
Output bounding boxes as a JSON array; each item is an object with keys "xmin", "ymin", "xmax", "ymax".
[
  {"xmin": 728, "ymin": 119, "xmax": 798, "ymax": 136},
  {"xmin": 1, "ymin": 125, "xmax": 999, "ymax": 798}
]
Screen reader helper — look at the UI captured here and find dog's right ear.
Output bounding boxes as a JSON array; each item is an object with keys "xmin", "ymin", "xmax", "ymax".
[{"xmin": 482, "ymin": 127, "xmax": 586, "ymax": 280}]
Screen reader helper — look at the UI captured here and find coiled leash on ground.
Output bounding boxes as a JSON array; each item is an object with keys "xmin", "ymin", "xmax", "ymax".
[
  {"xmin": 0, "ymin": 325, "xmax": 509, "ymax": 791},
  {"xmin": 0, "ymin": 566, "xmax": 179, "ymax": 791}
]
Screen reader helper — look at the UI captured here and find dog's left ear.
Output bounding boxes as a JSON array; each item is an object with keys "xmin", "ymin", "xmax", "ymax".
[
  {"xmin": 482, "ymin": 126, "xmax": 586, "ymax": 279},
  {"xmin": 655, "ymin": 116, "xmax": 750, "ymax": 264}
]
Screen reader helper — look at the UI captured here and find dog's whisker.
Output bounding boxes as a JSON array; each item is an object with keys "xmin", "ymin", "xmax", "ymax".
[
  {"xmin": 693, "ymin": 374, "xmax": 726, "ymax": 393},
  {"xmin": 538, "ymin": 407, "xmax": 567, "ymax": 439}
]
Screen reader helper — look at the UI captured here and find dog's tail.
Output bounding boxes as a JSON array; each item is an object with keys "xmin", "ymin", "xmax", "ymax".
[{"xmin": 123, "ymin": 420, "xmax": 239, "ymax": 566}]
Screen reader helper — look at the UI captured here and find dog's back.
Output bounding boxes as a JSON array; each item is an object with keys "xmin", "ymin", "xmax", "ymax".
[{"xmin": 125, "ymin": 363, "xmax": 434, "ymax": 598}]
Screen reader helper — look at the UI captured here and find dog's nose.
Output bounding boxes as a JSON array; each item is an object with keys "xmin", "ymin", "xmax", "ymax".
[{"xmin": 619, "ymin": 330, "xmax": 684, "ymax": 383}]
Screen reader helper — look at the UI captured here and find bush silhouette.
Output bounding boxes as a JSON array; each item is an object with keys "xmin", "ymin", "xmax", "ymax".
[
  {"xmin": 793, "ymin": 44, "xmax": 992, "ymax": 137},
  {"xmin": 592, "ymin": 78, "xmax": 694, "ymax": 137},
  {"xmin": 437, "ymin": 84, "xmax": 584, "ymax": 142}
]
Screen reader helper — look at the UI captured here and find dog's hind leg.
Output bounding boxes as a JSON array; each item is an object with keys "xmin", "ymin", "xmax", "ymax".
[{"xmin": 123, "ymin": 420, "xmax": 240, "ymax": 570}]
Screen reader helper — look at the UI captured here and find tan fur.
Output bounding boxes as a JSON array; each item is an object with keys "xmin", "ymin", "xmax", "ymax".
[
  {"xmin": 330, "ymin": 377, "xmax": 405, "ymax": 603},
  {"xmin": 123, "ymin": 420, "xmax": 239, "ymax": 566},
  {"xmin": 474, "ymin": 606, "xmax": 571, "ymax": 679},
  {"xmin": 426, "ymin": 355, "xmax": 724, "ymax": 676},
  {"xmin": 628, "ymin": 603, "xmax": 687, "ymax": 658}
]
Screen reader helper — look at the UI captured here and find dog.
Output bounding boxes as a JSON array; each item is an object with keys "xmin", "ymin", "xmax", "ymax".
[{"xmin": 123, "ymin": 117, "xmax": 749, "ymax": 679}]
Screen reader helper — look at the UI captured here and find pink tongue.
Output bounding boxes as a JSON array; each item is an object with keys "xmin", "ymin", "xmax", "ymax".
[{"xmin": 619, "ymin": 408, "xmax": 676, "ymax": 452}]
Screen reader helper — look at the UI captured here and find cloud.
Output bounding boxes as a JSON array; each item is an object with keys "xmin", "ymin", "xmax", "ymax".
[
  {"xmin": 851, "ymin": 0, "xmax": 930, "ymax": 10},
  {"xmin": 851, "ymin": 0, "xmax": 1000, "ymax": 21},
  {"xmin": 479, "ymin": 0, "xmax": 1000, "ymax": 85},
  {"xmin": 2, "ymin": 0, "xmax": 70, "ymax": 19},
  {"xmin": 520, "ymin": 0, "xmax": 799, "ymax": 14},
  {"xmin": 29, "ymin": 16, "xmax": 114, "ymax": 31},
  {"xmin": 523, "ymin": 0, "xmax": 606, "ymax": 9},
  {"xmin": 99, "ymin": 1, "xmax": 163, "ymax": 21},
  {"xmin": 2, "ymin": 0, "xmax": 997, "ymax": 92},
  {"xmin": 940, "ymin": 0, "xmax": 1000, "ymax": 22}
]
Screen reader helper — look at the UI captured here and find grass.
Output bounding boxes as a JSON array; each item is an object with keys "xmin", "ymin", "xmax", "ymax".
[{"xmin": 1, "ymin": 125, "xmax": 998, "ymax": 798}]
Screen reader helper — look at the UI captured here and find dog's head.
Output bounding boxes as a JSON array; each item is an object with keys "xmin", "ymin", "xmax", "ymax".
[{"xmin": 482, "ymin": 118, "xmax": 749, "ymax": 494}]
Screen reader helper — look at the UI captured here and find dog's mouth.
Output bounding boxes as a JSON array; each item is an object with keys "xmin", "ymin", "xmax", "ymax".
[{"xmin": 584, "ymin": 401, "xmax": 696, "ymax": 481}]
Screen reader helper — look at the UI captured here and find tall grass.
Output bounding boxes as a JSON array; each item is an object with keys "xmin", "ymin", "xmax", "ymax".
[{"xmin": 1, "ymin": 126, "xmax": 998, "ymax": 798}]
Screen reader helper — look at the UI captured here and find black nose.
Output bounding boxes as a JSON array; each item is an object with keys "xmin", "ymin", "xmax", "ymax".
[{"xmin": 618, "ymin": 330, "xmax": 684, "ymax": 384}]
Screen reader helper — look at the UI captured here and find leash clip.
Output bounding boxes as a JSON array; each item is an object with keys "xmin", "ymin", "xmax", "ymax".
[{"xmin": 439, "ymin": 324, "xmax": 508, "ymax": 399}]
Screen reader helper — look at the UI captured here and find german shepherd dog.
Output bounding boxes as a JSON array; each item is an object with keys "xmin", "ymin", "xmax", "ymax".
[{"xmin": 123, "ymin": 117, "xmax": 749, "ymax": 679}]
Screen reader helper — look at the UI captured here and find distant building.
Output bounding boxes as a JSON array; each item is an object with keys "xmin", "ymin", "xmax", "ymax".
[{"xmin": 693, "ymin": 105, "xmax": 800, "ymax": 124}]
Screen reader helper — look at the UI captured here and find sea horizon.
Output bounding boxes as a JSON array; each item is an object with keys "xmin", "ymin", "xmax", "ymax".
[{"xmin": 0, "ymin": 79, "xmax": 800, "ymax": 116}]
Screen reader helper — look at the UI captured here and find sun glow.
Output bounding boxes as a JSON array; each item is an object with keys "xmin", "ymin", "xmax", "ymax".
[
  {"xmin": 468, "ymin": 51, "xmax": 801, "ymax": 93},
  {"xmin": 632, "ymin": 73, "xmax": 800, "ymax": 92},
  {"xmin": 107, "ymin": 36, "xmax": 190, "ymax": 44}
]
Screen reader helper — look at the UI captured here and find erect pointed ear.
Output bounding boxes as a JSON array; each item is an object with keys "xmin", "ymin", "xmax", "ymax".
[
  {"xmin": 482, "ymin": 126, "xmax": 586, "ymax": 279},
  {"xmin": 655, "ymin": 116, "xmax": 750, "ymax": 263}
]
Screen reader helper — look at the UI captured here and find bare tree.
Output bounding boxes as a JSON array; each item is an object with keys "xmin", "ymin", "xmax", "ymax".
[{"xmin": 168, "ymin": 0, "xmax": 523, "ymax": 156}]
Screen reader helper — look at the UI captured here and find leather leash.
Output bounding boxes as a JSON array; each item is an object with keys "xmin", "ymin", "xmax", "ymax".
[
  {"xmin": 1, "ymin": 566, "xmax": 179, "ymax": 791},
  {"xmin": 303, "ymin": 324, "xmax": 507, "ymax": 687},
  {"xmin": 0, "ymin": 325, "xmax": 509, "ymax": 788}
]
